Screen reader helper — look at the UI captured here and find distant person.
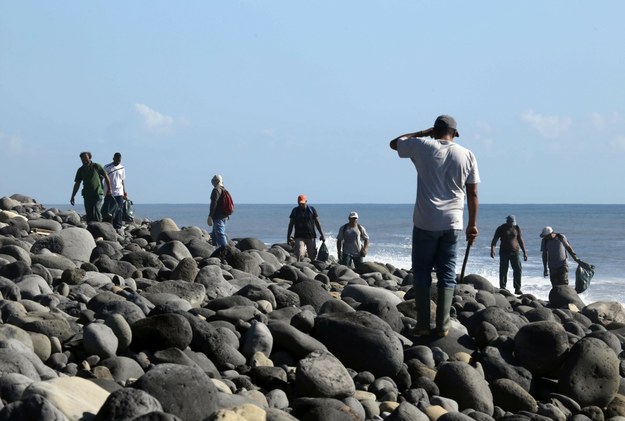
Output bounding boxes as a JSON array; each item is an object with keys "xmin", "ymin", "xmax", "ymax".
[
  {"xmin": 540, "ymin": 226, "xmax": 579, "ymax": 287},
  {"xmin": 490, "ymin": 215, "xmax": 528, "ymax": 294},
  {"xmin": 70, "ymin": 151, "xmax": 112, "ymax": 223},
  {"xmin": 104, "ymin": 152, "xmax": 127, "ymax": 230},
  {"xmin": 336, "ymin": 211, "xmax": 369, "ymax": 268},
  {"xmin": 207, "ymin": 174, "xmax": 229, "ymax": 247},
  {"xmin": 390, "ymin": 114, "xmax": 480, "ymax": 337},
  {"xmin": 287, "ymin": 194, "xmax": 325, "ymax": 261}
]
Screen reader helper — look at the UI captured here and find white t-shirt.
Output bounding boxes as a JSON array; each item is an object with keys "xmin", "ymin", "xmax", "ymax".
[
  {"xmin": 397, "ymin": 137, "xmax": 480, "ymax": 231},
  {"xmin": 104, "ymin": 163, "xmax": 126, "ymax": 196}
]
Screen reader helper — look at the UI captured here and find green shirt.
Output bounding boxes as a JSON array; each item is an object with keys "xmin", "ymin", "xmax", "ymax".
[{"xmin": 75, "ymin": 162, "xmax": 106, "ymax": 196}]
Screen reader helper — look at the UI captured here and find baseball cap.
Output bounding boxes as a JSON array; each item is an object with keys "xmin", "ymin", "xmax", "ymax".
[
  {"xmin": 506, "ymin": 215, "xmax": 516, "ymax": 225},
  {"xmin": 297, "ymin": 194, "xmax": 307, "ymax": 203},
  {"xmin": 434, "ymin": 115, "xmax": 460, "ymax": 137},
  {"xmin": 348, "ymin": 211, "xmax": 358, "ymax": 219},
  {"xmin": 540, "ymin": 226, "xmax": 553, "ymax": 238}
]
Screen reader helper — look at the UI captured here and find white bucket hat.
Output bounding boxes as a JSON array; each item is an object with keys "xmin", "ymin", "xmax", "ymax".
[{"xmin": 540, "ymin": 226, "xmax": 553, "ymax": 238}]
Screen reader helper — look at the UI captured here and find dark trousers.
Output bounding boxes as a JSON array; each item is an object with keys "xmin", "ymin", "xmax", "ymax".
[
  {"xmin": 499, "ymin": 251, "xmax": 522, "ymax": 291},
  {"xmin": 84, "ymin": 194, "xmax": 103, "ymax": 222},
  {"xmin": 550, "ymin": 265, "xmax": 569, "ymax": 287},
  {"xmin": 112, "ymin": 196, "xmax": 125, "ymax": 229}
]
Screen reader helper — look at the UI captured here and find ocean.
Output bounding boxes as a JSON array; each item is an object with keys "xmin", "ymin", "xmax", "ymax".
[{"xmin": 61, "ymin": 203, "xmax": 625, "ymax": 305}]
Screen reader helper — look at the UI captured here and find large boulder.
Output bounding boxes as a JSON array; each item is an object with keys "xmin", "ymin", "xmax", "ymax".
[
  {"xmin": 341, "ymin": 284, "xmax": 402, "ymax": 307},
  {"xmin": 435, "ymin": 361, "xmax": 494, "ymax": 416},
  {"xmin": 131, "ymin": 313, "xmax": 193, "ymax": 352},
  {"xmin": 514, "ymin": 321, "xmax": 569, "ymax": 376},
  {"xmin": 94, "ymin": 387, "xmax": 163, "ymax": 421},
  {"xmin": 549, "ymin": 285, "xmax": 586, "ymax": 309},
  {"xmin": 296, "ymin": 350, "xmax": 356, "ymax": 398},
  {"xmin": 558, "ymin": 337, "xmax": 620, "ymax": 408},
  {"xmin": 581, "ymin": 301, "xmax": 625, "ymax": 326},
  {"xmin": 132, "ymin": 363, "xmax": 219, "ymax": 421},
  {"xmin": 22, "ymin": 376, "xmax": 110, "ymax": 421},
  {"xmin": 32, "ymin": 227, "xmax": 96, "ymax": 263},
  {"xmin": 313, "ymin": 311, "xmax": 403, "ymax": 377}
]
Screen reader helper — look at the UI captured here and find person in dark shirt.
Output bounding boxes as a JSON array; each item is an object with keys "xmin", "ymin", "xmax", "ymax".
[
  {"xmin": 490, "ymin": 215, "xmax": 528, "ymax": 294},
  {"xmin": 287, "ymin": 194, "xmax": 325, "ymax": 261},
  {"xmin": 70, "ymin": 151, "xmax": 112, "ymax": 222}
]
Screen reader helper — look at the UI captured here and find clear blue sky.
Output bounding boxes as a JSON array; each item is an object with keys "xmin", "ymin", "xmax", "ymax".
[{"xmin": 1, "ymin": 2, "xmax": 624, "ymax": 204}]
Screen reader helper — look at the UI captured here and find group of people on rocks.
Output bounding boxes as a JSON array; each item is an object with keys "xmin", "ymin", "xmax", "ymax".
[
  {"xmin": 70, "ymin": 151, "xmax": 127, "ymax": 231},
  {"xmin": 70, "ymin": 114, "xmax": 581, "ymax": 338}
]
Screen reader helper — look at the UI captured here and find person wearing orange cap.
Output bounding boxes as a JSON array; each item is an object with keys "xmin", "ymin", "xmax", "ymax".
[{"xmin": 287, "ymin": 194, "xmax": 325, "ymax": 261}]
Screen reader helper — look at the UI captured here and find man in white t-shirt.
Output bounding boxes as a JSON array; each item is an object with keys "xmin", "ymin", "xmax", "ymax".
[
  {"xmin": 104, "ymin": 152, "xmax": 127, "ymax": 229},
  {"xmin": 390, "ymin": 115, "xmax": 480, "ymax": 337}
]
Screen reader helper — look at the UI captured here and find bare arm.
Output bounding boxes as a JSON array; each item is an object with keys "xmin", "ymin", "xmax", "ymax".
[
  {"xmin": 70, "ymin": 181, "xmax": 81, "ymax": 205},
  {"xmin": 490, "ymin": 228, "xmax": 500, "ymax": 258},
  {"xmin": 465, "ymin": 183, "xmax": 479, "ymax": 245},
  {"xmin": 314, "ymin": 217, "xmax": 325, "ymax": 241},
  {"xmin": 103, "ymin": 173, "xmax": 112, "ymax": 196},
  {"xmin": 517, "ymin": 227, "xmax": 528, "ymax": 260},
  {"xmin": 287, "ymin": 219, "xmax": 294, "ymax": 243},
  {"xmin": 389, "ymin": 127, "xmax": 434, "ymax": 150}
]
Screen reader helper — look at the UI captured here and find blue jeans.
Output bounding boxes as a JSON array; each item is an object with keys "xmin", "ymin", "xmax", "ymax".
[
  {"xmin": 211, "ymin": 218, "xmax": 228, "ymax": 247},
  {"xmin": 113, "ymin": 196, "xmax": 125, "ymax": 229},
  {"xmin": 412, "ymin": 226, "xmax": 461, "ymax": 290}
]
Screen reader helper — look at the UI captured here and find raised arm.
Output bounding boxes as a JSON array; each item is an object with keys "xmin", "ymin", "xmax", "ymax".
[{"xmin": 389, "ymin": 127, "xmax": 434, "ymax": 150}]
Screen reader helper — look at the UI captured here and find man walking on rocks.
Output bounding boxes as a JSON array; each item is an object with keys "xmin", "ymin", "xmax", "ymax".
[
  {"xmin": 491, "ymin": 215, "xmax": 528, "ymax": 294},
  {"xmin": 70, "ymin": 151, "xmax": 112, "ymax": 223},
  {"xmin": 336, "ymin": 211, "xmax": 369, "ymax": 269},
  {"xmin": 287, "ymin": 194, "xmax": 325, "ymax": 261},
  {"xmin": 540, "ymin": 226, "xmax": 579, "ymax": 287},
  {"xmin": 104, "ymin": 152, "xmax": 127, "ymax": 230},
  {"xmin": 390, "ymin": 115, "xmax": 480, "ymax": 337}
]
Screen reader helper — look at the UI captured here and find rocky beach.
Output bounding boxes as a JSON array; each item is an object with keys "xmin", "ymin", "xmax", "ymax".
[{"xmin": 0, "ymin": 193, "xmax": 625, "ymax": 421}]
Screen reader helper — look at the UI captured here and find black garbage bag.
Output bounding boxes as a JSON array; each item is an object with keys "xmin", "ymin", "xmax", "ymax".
[
  {"xmin": 575, "ymin": 260, "xmax": 595, "ymax": 293},
  {"xmin": 101, "ymin": 195, "xmax": 118, "ymax": 222},
  {"xmin": 317, "ymin": 241, "xmax": 329, "ymax": 261}
]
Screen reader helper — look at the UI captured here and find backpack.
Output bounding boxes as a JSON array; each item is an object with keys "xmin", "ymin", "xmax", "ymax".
[{"xmin": 219, "ymin": 189, "xmax": 234, "ymax": 217}]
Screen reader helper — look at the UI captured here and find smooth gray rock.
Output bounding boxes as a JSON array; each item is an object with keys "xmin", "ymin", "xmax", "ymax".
[
  {"xmin": 295, "ymin": 350, "xmax": 355, "ymax": 398},
  {"xmin": 132, "ymin": 363, "xmax": 218, "ymax": 421},
  {"xmin": 435, "ymin": 361, "xmax": 494, "ymax": 416},
  {"xmin": 314, "ymin": 311, "xmax": 404, "ymax": 378},
  {"xmin": 514, "ymin": 321, "xmax": 569, "ymax": 376},
  {"xmin": 559, "ymin": 337, "xmax": 620, "ymax": 408},
  {"xmin": 94, "ymin": 387, "xmax": 163, "ymax": 421}
]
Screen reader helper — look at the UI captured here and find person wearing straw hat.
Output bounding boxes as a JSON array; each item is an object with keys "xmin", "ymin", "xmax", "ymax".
[
  {"xmin": 540, "ymin": 226, "xmax": 579, "ymax": 287},
  {"xmin": 337, "ymin": 211, "xmax": 369, "ymax": 269},
  {"xmin": 390, "ymin": 114, "xmax": 480, "ymax": 337},
  {"xmin": 491, "ymin": 215, "xmax": 528, "ymax": 295}
]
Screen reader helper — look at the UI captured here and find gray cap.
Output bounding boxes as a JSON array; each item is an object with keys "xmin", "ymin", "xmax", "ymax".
[{"xmin": 434, "ymin": 115, "xmax": 460, "ymax": 137}]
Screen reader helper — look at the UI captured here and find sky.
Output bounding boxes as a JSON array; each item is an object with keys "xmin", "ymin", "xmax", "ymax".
[{"xmin": 1, "ymin": 1, "xmax": 624, "ymax": 205}]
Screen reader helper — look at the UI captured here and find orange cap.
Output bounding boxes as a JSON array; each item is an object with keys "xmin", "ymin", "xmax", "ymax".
[{"xmin": 297, "ymin": 194, "xmax": 307, "ymax": 203}]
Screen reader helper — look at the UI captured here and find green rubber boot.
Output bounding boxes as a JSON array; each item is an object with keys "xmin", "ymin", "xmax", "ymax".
[
  {"xmin": 413, "ymin": 286, "xmax": 432, "ymax": 336},
  {"xmin": 436, "ymin": 287, "xmax": 455, "ymax": 337}
]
